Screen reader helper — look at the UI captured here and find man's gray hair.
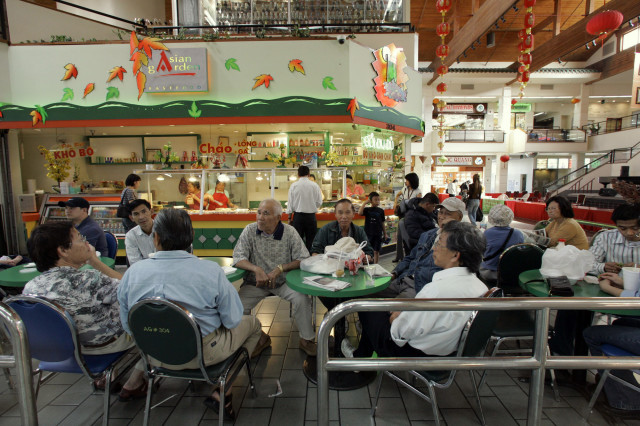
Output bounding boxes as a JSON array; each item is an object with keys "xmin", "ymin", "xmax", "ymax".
[
  {"xmin": 152, "ymin": 208, "xmax": 193, "ymax": 251},
  {"xmin": 441, "ymin": 221, "xmax": 486, "ymax": 274},
  {"xmin": 261, "ymin": 198, "xmax": 283, "ymax": 216}
]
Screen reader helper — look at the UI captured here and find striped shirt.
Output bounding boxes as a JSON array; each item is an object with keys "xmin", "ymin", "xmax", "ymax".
[{"xmin": 589, "ymin": 229, "xmax": 640, "ymax": 275}]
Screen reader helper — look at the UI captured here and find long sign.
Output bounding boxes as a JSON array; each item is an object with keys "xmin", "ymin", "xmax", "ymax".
[
  {"xmin": 362, "ymin": 132, "xmax": 394, "ymax": 161},
  {"xmin": 144, "ymin": 48, "xmax": 209, "ymax": 93},
  {"xmin": 435, "ymin": 103, "xmax": 487, "ymax": 114},
  {"xmin": 431, "ymin": 156, "xmax": 485, "ymax": 166}
]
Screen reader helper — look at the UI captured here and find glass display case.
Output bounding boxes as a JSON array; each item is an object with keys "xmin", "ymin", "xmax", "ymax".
[
  {"xmin": 43, "ymin": 206, "xmax": 67, "ymax": 223},
  {"xmin": 90, "ymin": 206, "xmax": 125, "ymax": 236}
]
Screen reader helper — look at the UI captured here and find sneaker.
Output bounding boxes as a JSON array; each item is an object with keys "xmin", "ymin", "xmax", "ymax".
[
  {"xmin": 341, "ymin": 338, "xmax": 355, "ymax": 358},
  {"xmin": 251, "ymin": 331, "xmax": 271, "ymax": 358},
  {"xmin": 299, "ymin": 338, "xmax": 317, "ymax": 356}
]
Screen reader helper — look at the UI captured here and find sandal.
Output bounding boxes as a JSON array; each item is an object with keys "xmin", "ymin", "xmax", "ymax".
[{"xmin": 204, "ymin": 391, "xmax": 235, "ymax": 420}]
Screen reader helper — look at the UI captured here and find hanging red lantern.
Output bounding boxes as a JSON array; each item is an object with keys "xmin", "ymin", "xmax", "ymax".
[
  {"xmin": 435, "ymin": 0, "xmax": 452, "ymax": 15},
  {"xmin": 586, "ymin": 10, "xmax": 624, "ymax": 38},
  {"xmin": 518, "ymin": 29, "xmax": 528, "ymax": 40},
  {"xmin": 571, "ymin": 98, "xmax": 581, "ymax": 104},
  {"xmin": 500, "ymin": 154, "xmax": 510, "ymax": 163},
  {"xmin": 517, "ymin": 70, "xmax": 531, "ymax": 83},
  {"xmin": 523, "ymin": 34, "xmax": 534, "ymax": 50},
  {"xmin": 436, "ymin": 44, "xmax": 450, "ymax": 59},
  {"xmin": 437, "ymin": 65, "xmax": 449, "ymax": 76},
  {"xmin": 436, "ymin": 82, "xmax": 448, "ymax": 93},
  {"xmin": 523, "ymin": 0, "xmax": 536, "ymax": 8},
  {"xmin": 436, "ymin": 22, "xmax": 451, "ymax": 38},
  {"xmin": 511, "ymin": 99, "xmax": 518, "ymax": 105},
  {"xmin": 524, "ymin": 12, "xmax": 535, "ymax": 29},
  {"xmin": 518, "ymin": 53, "xmax": 532, "ymax": 65},
  {"xmin": 518, "ymin": 65, "xmax": 528, "ymax": 73}
]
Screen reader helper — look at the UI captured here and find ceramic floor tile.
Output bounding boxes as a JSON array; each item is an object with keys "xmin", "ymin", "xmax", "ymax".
[
  {"xmin": 491, "ymin": 385, "xmax": 530, "ymax": 419},
  {"xmin": 57, "ymin": 394, "xmax": 103, "ymax": 426},
  {"xmin": 338, "ymin": 386, "xmax": 371, "ymax": 409},
  {"xmin": 268, "ymin": 321, "xmax": 293, "ymax": 337},
  {"xmin": 268, "ymin": 336, "xmax": 289, "ymax": 356},
  {"xmin": 233, "ymin": 408, "xmax": 272, "ymax": 426},
  {"xmin": 398, "ymin": 387, "xmax": 438, "ymax": 421},
  {"xmin": 0, "ymin": 393, "xmax": 18, "ymax": 416},
  {"xmin": 254, "ymin": 355, "xmax": 284, "ymax": 379},
  {"xmin": 563, "ymin": 397, "xmax": 612, "ymax": 425},
  {"xmin": 35, "ymin": 404, "xmax": 76, "ymax": 426},
  {"xmin": 50, "ymin": 379, "xmax": 94, "ymax": 406},
  {"xmin": 47, "ymin": 373, "xmax": 83, "ymax": 386},
  {"xmin": 305, "ymin": 387, "xmax": 339, "ymax": 421},
  {"xmin": 474, "ymin": 396, "xmax": 519, "ymax": 426},
  {"xmin": 128, "ymin": 406, "xmax": 174, "ymax": 425},
  {"xmin": 543, "ymin": 406, "xmax": 593, "ymax": 425},
  {"xmin": 256, "ymin": 314, "xmax": 274, "ymax": 327},
  {"xmin": 279, "ymin": 368, "xmax": 309, "ymax": 398},
  {"xmin": 368, "ymin": 397, "xmax": 409, "ymax": 425},
  {"xmin": 339, "ymin": 408, "xmax": 376, "ymax": 426},
  {"xmin": 282, "ymin": 348, "xmax": 307, "ymax": 370},
  {"xmin": 367, "ymin": 373, "xmax": 400, "ymax": 399},
  {"xmin": 269, "ymin": 397, "xmax": 306, "ymax": 426},
  {"xmin": 163, "ymin": 396, "xmax": 207, "ymax": 426},
  {"xmin": 239, "ymin": 379, "xmax": 276, "ymax": 409}
]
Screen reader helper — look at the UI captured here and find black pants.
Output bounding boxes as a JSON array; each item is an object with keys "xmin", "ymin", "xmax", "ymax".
[
  {"xmin": 354, "ymin": 311, "xmax": 427, "ymax": 358},
  {"xmin": 292, "ymin": 212, "xmax": 317, "ymax": 253}
]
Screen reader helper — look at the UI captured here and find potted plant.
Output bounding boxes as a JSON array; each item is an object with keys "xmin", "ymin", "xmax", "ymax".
[{"xmin": 38, "ymin": 145, "xmax": 71, "ymax": 191}]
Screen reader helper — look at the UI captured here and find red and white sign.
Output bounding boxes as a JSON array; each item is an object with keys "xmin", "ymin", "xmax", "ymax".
[
  {"xmin": 435, "ymin": 103, "xmax": 487, "ymax": 114},
  {"xmin": 431, "ymin": 156, "xmax": 485, "ymax": 166}
]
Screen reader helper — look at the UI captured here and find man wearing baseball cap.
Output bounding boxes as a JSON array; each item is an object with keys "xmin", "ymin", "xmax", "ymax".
[
  {"xmin": 378, "ymin": 197, "xmax": 467, "ymax": 298},
  {"xmin": 58, "ymin": 197, "xmax": 108, "ymax": 256}
]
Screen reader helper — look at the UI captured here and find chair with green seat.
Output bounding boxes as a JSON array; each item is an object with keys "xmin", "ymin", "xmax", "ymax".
[
  {"xmin": 534, "ymin": 220, "xmax": 549, "ymax": 230},
  {"xmin": 128, "ymin": 298, "xmax": 255, "ymax": 426},
  {"xmin": 370, "ymin": 288, "xmax": 501, "ymax": 426},
  {"xmin": 497, "ymin": 243, "xmax": 545, "ymax": 296}
]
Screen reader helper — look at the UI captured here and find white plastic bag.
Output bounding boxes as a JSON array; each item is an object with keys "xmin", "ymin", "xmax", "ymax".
[
  {"xmin": 540, "ymin": 245, "xmax": 595, "ymax": 281},
  {"xmin": 300, "ymin": 256, "xmax": 339, "ymax": 275}
]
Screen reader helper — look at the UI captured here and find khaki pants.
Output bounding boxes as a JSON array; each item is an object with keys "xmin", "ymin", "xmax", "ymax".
[{"xmin": 82, "ymin": 333, "xmax": 144, "ymax": 371}]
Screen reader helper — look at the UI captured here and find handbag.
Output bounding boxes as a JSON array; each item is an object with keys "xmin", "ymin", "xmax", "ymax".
[
  {"xmin": 116, "ymin": 203, "xmax": 129, "ymax": 218},
  {"xmin": 394, "ymin": 199, "xmax": 408, "ymax": 218}
]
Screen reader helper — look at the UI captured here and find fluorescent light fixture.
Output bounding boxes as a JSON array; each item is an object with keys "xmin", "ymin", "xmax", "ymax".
[
  {"xmin": 156, "ymin": 176, "xmax": 164, "ymax": 181},
  {"xmin": 534, "ymin": 112, "xmax": 544, "ymax": 116},
  {"xmin": 289, "ymin": 175, "xmax": 297, "ymax": 181},
  {"xmin": 588, "ymin": 95, "xmax": 631, "ymax": 98},
  {"xmin": 218, "ymin": 173, "xmax": 230, "ymax": 182},
  {"xmin": 188, "ymin": 175, "xmax": 198, "ymax": 182}
]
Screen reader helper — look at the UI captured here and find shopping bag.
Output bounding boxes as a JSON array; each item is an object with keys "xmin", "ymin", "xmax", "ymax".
[{"xmin": 540, "ymin": 244, "xmax": 595, "ymax": 281}]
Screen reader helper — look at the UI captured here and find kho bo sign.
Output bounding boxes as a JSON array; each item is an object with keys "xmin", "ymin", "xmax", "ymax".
[
  {"xmin": 51, "ymin": 143, "xmax": 94, "ymax": 159},
  {"xmin": 362, "ymin": 132, "xmax": 393, "ymax": 162}
]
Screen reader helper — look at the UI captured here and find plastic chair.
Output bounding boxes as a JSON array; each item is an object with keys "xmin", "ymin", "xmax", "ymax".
[
  {"xmin": 370, "ymin": 288, "xmax": 501, "ymax": 426},
  {"xmin": 104, "ymin": 232, "xmax": 118, "ymax": 259},
  {"xmin": 533, "ymin": 220, "xmax": 549, "ymax": 230},
  {"xmin": 128, "ymin": 298, "xmax": 255, "ymax": 426},
  {"xmin": 497, "ymin": 243, "xmax": 545, "ymax": 296},
  {"xmin": 6, "ymin": 295, "xmax": 132, "ymax": 426},
  {"xmin": 583, "ymin": 344, "xmax": 640, "ymax": 419}
]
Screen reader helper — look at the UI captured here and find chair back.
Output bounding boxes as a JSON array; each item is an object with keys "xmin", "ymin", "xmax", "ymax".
[
  {"xmin": 460, "ymin": 287, "xmax": 502, "ymax": 358},
  {"xmin": 104, "ymin": 232, "xmax": 118, "ymax": 259},
  {"xmin": 128, "ymin": 298, "xmax": 201, "ymax": 366},
  {"xmin": 533, "ymin": 220, "xmax": 549, "ymax": 230},
  {"xmin": 589, "ymin": 229, "xmax": 607, "ymax": 248},
  {"xmin": 497, "ymin": 243, "xmax": 545, "ymax": 295}
]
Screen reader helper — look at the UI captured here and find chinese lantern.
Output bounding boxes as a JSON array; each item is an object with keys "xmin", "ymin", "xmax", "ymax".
[
  {"xmin": 524, "ymin": 12, "xmax": 535, "ymax": 29},
  {"xmin": 523, "ymin": 0, "xmax": 536, "ymax": 7},
  {"xmin": 433, "ymin": 98, "xmax": 440, "ymax": 105},
  {"xmin": 586, "ymin": 10, "xmax": 623, "ymax": 39},
  {"xmin": 436, "ymin": 82, "xmax": 448, "ymax": 93},
  {"xmin": 438, "ymin": 155, "xmax": 448, "ymax": 164},
  {"xmin": 518, "ymin": 71, "xmax": 530, "ymax": 83},
  {"xmin": 435, "ymin": 0, "xmax": 451, "ymax": 15},
  {"xmin": 500, "ymin": 154, "xmax": 510, "ymax": 163},
  {"xmin": 522, "ymin": 34, "xmax": 534, "ymax": 51},
  {"xmin": 437, "ymin": 115, "xmax": 446, "ymax": 124},
  {"xmin": 518, "ymin": 53, "xmax": 532, "ymax": 65},
  {"xmin": 511, "ymin": 99, "xmax": 518, "ymax": 105},
  {"xmin": 438, "ymin": 130, "xmax": 445, "ymax": 137},
  {"xmin": 518, "ymin": 29, "xmax": 528, "ymax": 40},
  {"xmin": 518, "ymin": 65, "xmax": 528, "ymax": 73},
  {"xmin": 437, "ymin": 65, "xmax": 449, "ymax": 76},
  {"xmin": 437, "ymin": 99, "xmax": 447, "ymax": 109},
  {"xmin": 436, "ymin": 44, "xmax": 450, "ymax": 59},
  {"xmin": 571, "ymin": 98, "xmax": 581, "ymax": 104},
  {"xmin": 436, "ymin": 22, "xmax": 451, "ymax": 38},
  {"xmin": 437, "ymin": 142, "xmax": 444, "ymax": 150}
]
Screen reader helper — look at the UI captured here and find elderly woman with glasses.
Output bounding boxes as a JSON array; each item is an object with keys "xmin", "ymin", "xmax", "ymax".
[
  {"xmin": 544, "ymin": 195, "xmax": 588, "ymax": 250},
  {"xmin": 479, "ymin": 204, "xmax": 525, "ymax": 283}
]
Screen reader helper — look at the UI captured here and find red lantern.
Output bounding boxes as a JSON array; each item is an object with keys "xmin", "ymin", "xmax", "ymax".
[
  {"xmin": 523, "ymin": 34, "xmax": 534, "ymax": 50},
  {"xmin": 586, "ymin": 10, "xmax": 623, "ymax": 37},
  {"xmin": 500, "ymin": 155, "xmax": 510, "ymax": 163},
  {"xmin": 571, "ymin": 98, "xmax": 581, "ymax": 104},
  {"xmin": 518, "ymin": 65, "xmax": 528, "ymax": 73},
  {"xmin": 436, "ymin": 0, "xmax": 451, "ymax": 15},
  {"xmin": 511, "ymin": 99, "xmax": 518, "ymax": 105},
  {"xmin": 436, "ymin": 82, "xmax": 448, "ymax": 93},
  {"xmin": 437, "ymin": 65, "xmax": 449, "ymax": 76},
  {"xmin": 518, "ymin": 70, "xmax": 531, "ymax": 83},
  {"xmin": 518, "ymin": 53, "xmax": 532, "ymax": 65},
  {"xmin": 523, "ymin": 0, "xmax": 536, "ymax": 7},
  {"xmin": 436, "ymin": 22, "xmax": 451, "ymax": 38},
  {"xmin": 524, "ymin": 12, "xmax": 535, "ymax": 29},
  {"xmin": 518, "ymin": 29, "xmax": 528, "ymax": 40},
  {"xmin": 436, "ymin": 44, "xmax": 450, "ymax": 59}
]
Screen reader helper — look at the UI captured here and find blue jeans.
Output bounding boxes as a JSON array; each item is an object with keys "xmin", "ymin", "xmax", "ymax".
[
  {"xmin": 467, "ymin": 199, "xmax": 480, "ymax": 225},
  {"xmin": 583, "ymin": 318, "xmax": 640, "ymax": 410}
]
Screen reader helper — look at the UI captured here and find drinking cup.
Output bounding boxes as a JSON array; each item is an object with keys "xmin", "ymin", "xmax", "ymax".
[{"xmin": 621, "ymin": 267, "xmax": 640, "ymax": 292}]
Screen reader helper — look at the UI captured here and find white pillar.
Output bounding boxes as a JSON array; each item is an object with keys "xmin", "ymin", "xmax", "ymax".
[
  {"xmin": 497, "ymin": 87, "xmax": 512, "ymax": 131},
  {"xmin": 571, "ymin": 153, "xmax": 585, "ymax": 171},
  {"xmin": 573, "ymin": 84, "xmax": 591, "ymax": 129}
]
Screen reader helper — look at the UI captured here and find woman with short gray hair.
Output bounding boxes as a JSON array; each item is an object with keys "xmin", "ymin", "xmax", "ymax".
[{"xmin": 479, "ymin": 204, "xmax": 524, "ymax": 284}]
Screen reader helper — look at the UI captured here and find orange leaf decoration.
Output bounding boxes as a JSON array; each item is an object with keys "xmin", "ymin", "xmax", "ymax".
[
  {"xmin": 83, "ymin": 83, "xmax": 95, "ymax": 99},
  {"xmin": 288, "ymin": 59, "xmax": 305, "ymax": 75},
  {"xmin": 131, "ymin": 51, "xmax": 149, "ymax": 75},
  {"xmin": 136, "ymin": 72, "xmax": 146, "ymax": 100},
  {"xmin": 30, "ymin": 110, "xmax": 42, "ymax": 126},
  {"xmin": 107, "ymin": 66, "xmax": 127, "ymax": 83},
  {"xmin": 129, "ymin": 31, "xmax": 139, "ymax": 57},
  {"xmin": 61, "ymin": 63, "xmax": 78, "ymax": 81},
  {"xmin": 252, "ymin": 74, "xmax": 274, "ymax": 90},
  {"xmin": 138, "ymin": 37, "xmax": 168, "ymax": 59},
  {"xmin": 0, "ymin": 111, "xmax": 3, "ymax": 118},
  {"xmin": 347, "ymin": 98, "xmax": 359, "ymax": 120}
]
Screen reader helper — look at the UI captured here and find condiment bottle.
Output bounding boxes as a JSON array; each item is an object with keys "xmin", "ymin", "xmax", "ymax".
[{"xmin": 557, "ymin": 239, "xmax": 566, "ymax": 249}]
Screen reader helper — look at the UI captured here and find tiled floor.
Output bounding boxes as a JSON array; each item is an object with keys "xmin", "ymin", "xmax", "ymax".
[{"xmin": 0, "ymin": 247, "xmax": 636, "ymax": 425}]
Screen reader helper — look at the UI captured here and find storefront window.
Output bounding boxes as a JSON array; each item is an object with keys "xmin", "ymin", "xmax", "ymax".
[{"xmin": 510, "ymin": 113, "xmax": 526, "ymax": 130}]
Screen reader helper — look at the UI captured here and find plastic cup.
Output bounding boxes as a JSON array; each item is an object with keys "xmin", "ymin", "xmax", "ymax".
[
  {"xmin": 621, "ymin": 267, "xmax": 640, "ymax": 292},
  {"xmin": 335, "ymin": 260, "xmax": 345, "ymax": 278},
  {"xmin": 364, "ymin": 265, "xmax": 376, "ymax": 287}
]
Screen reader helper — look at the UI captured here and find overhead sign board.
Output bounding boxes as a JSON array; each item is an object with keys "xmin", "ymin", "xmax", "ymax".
[
  {"xmin": 435, "ymin": 103, "xmax": 487, "ymax": 114},
  {"xmin": 511, "ymin": 103, "xmax": 532, "ymax": 112},
  {"xmin": 431, "ymin": 156, "xmax": 486, "ymax": 166},
  {"xmin": 143, "ymin": 48, "xmax": 209, "ymax": 93}
]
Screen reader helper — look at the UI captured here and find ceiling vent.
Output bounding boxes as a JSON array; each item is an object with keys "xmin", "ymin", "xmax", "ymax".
[
  {"xmin": 603, "ymin": 40, "xmax": 615, "ymax": 56},
  {"xmin": 461, "ymin": 84, "xmax": 475, "ymax": 90},
  {"xmin": 541, "ymin": 84, "xmax": 554, "ymax": 90}
]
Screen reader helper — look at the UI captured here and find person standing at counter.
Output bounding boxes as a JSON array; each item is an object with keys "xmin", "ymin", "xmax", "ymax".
[
  {"xmin": 345, "ymin": 174, "xmax": 366, "ymax": 200},
  {"xmin": 286, "ymin": 166, "xmax": 323, "ymax": 253},
  {"xmin": 467, "ymin": 174, "xmax": 482, "ymax": 226},
  {"xmin": 119, "ymin": 174, "xmax": 141, "ymax": 233},
  {"xmin": 185, "ymin": 181, "xmax": 204, "ymax": 210},
  {"xmin": 58, "ymin": 197, "xmax": 107, "ymax": 256},
  {"xmin": 124, "ymin": 200, "xmax": 155, "ymax": 265},
  {"xmin": 206, "ymin": 181, "xmax": 236, "ymax": 210}
]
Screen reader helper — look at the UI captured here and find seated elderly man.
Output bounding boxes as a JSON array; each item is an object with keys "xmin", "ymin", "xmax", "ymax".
[
  {"xmin": 22, "ymin": 221, "xmax": 145, "ymax": 394},
  {"xmin": 342, "ymin": 221, "xmax": 488, "ymax": 358},
  {"xmin": 124, "ymin": 199, "xmax": 155, "ymax": 265},
  {"xmin": 478, "ymin": 204, "xmax": 524, "ymax": 284},
  {"xmin": 378, "ymin": 197, "xmax": 465, "ymax": 298},
  {"xmin": 118, "ymin": 209, "xmax": 264, "ymax": 419},
  {"xmin": 233, "ymin": 199, "xmax": 317, "ymax": 356}
]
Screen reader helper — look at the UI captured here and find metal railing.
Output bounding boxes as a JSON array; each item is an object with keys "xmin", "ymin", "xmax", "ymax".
[
  {"xmin": 582, "ymin": 112, "xmax": 640, "ymax": 136},
  {"xmin": 526, "ymin": 129, "xmax": 586, "ymax": 143},
  {"xmin": 317, "ymin": 298, "xmax": 640, "ymax": 426},
  {"xmin": 0, "ymin": 302, "xmax": 37, "ymax": 425},
  {"xmin": 442, "ymin": 130, "xmax": 505, "ymax": 143}
]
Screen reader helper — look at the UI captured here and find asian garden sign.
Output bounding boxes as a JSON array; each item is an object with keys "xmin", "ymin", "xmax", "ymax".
[{"xmin": 143, "ymin": 48, "xmax": 209, "ymax": 93}]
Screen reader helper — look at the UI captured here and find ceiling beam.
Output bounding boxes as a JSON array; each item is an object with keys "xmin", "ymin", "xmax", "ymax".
[
  {"xmin": 585, "ymin": 48, "xmax": 635, "ymax": 85},
  {"xmin": 427, "ymin": 0, "xmax": 518, "ymax": 85},
  {"xmin": 504, "ymin": 0, "xmax": 640, "ymax": 86},
  {"xmin": 532, "ymin": 15, "xmax": 554, "ymax": 35},
  {"xmin": 553, "ymin": 0, "xmax": 562, "ymax": 36}
]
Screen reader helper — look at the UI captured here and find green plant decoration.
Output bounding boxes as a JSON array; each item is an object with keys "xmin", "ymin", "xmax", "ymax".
[
  {"xmin": 61, "ymin": 88, "xmax": 74, "ymax": 102},
  {"xmin": 34, "ymin": 105, "xmax": 48, "ymax": 124},
  {"xmin": 188, "ymin": 101, "xmax": 202, "ymax": 118},
  {"xmin": 73, "ymin": 162, "xmax": 80, "ymax": 183},
  {"xmin": 225, "ymin": 58, "xmax": 240, "ymax": 71},
  {"xmin": 322, "ymin": 77, "xmax": 337, "ymax": 90},
  {"xmin": 156, "ymin": 141, "xmax": 180, "ymax": 168},
  {"xmin": 38, "ymin": 145, "xmax": 71, "ymax": 185},
  {"xmin": 106, "ymin": 87, "xmax": 120, "ymax": 101}
]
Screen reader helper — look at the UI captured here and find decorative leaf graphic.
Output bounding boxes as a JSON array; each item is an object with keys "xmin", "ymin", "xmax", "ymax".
[
  {"xmin": 107, "ymin": 66, "xmax": 127, "ymax": 82},
  {"xmin": 30, "ymin": 110, "xmax": 42, "ymax": 126},
  {"xmin": 188, "ymin": 101, "xmax": 202, "ymax": 118},
  {"xmin": 136, "ymin": 72, "xmax": 146, "ymax": 100},
  {"xmin": 129, "ymin": 31, "xmax": 139, "ymax": 57},
  {"xmin": 106, "ymin": 87, "xmax": 120, "ymax": 101},
  {"xmin": 252, "ymin": 74, "xmax": 274, "ymax": 90},
  {"xmin": 61, "ymin": 88, "xmax": 74, "ymax": 102},
  {"xmin": 0, "ymin": 111, "xmax": 3, "ymax": 118},
  {"xmin": 288, "ymin": 59, "xmax": 305, "ymax": 75},
  {"xmin": 61, "ymin": 63, "xmax": 78, "ymax": 81},
  {"xmin": 131, "ymin": 51, "xmax": 148, "ymax": 75},
  {"xmin": 322, "ymin": 76, "xmax": 337, "ymax": 90},
  {"xmin": 35, "ymin": 105, "xmax": 48, "ymax": 124},
  {"xmin": 83, "ymin": 83, "xmax": 95, "ymax": 99},
  {"xmin": 138, "ymin": 37, "xmax": 168, "ymax": 59},
  {"xmin": 225, "ymin": 58, "xmax": 240, "ymax": 71},
  {"xmin": 347, "ymin": 97, "xmax": 359, "ymax": 119}
]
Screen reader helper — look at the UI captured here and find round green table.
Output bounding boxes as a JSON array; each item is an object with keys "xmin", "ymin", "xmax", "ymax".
[
  {"xmin": 0, "ymin": 257, "xmax": 116, "ymax": 290},
  {"xmin": 286, "ymin": 268, "xmax": 391, "ymax": 390},
  {"xmin": 199, "ymin": 257, "xmax": 246, "ymax": 282}
]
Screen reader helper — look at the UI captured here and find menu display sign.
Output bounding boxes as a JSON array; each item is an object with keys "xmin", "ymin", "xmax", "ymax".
[
  {"xmin": 435, "ymin": 104, "xmax": 487, "ymax": 114},
  {"xmin": 362, "ymin": 132, "xmax": 394, "ymax": 161},
  {"xmin": 431, "ymin": 156, "xmax": 485, "ymax": 166}
]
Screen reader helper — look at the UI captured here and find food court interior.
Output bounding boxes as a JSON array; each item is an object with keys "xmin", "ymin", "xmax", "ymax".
[{"xmin": 1, "ymin": 0, "xmax": 640, "ymax": 424}]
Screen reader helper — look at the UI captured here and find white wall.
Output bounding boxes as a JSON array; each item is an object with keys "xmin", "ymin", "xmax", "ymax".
[
  {"xmin": 56, "ymin": 0, "xmax": 165, "ymax": 29},
  {"xmin": 588, "ymin": 127, "xmax": 640, "ymax": 152},
  {"xmin": 506, "ymin": 157, "xmax": 534, "ymax": 193},
  {"xmin": 0, "ymin": 43, "xmax": 10, "ymax": 102},
  {"xmin": 587, "ymin": 102, "xmax": 633, "ymax": 124}
]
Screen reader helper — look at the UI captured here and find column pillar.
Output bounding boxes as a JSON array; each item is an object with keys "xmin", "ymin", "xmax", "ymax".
[
  {"xmin": 497, "ymin": 87, "xmax": 512, "ymax": 131},
  {"xmin": 573, "ymin": 84, "xmax": 590, "ymax": 129}
]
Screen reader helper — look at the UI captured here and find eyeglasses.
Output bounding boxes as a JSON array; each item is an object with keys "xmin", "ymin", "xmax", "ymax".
[
  {"xmin": 77, "ymin": 234, "xmax": 87, "ymax": 244},
  {"xmin": 545, "ymin": 207, "xmax": 558, "ymax": 212}
]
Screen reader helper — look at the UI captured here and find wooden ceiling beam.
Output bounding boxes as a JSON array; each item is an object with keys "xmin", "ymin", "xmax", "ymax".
[
  {"xmin": 553, "ymin": 0, "xmax": 562, "ymax": 36},
  {"xmin": 504, "ymin": 0, "xmax": 640, "ymax": 86},
  {"xmin": 532, "ymin": 15, "xmax": 554, "ymax": 34},
  {"xmin": 585, "ymin": 0, "xmax": 595, "ymax": 16},
  {"xmin": 427, "ymin": 0, "xmax": 518, "ymax": 85}
]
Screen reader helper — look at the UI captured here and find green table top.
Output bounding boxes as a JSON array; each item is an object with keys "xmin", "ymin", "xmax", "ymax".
[
  {"xmin": 518, "ymin": 269, "xmax": 640, "ymax": 316},
  {"xmin": 0, "ymin": 257, "xmax": 116, "ymax": 288},
  {"xmin": 286, "ymin": 268, "xmax": 391, "ymax": 298},
  {"xmin": 199, "ymin": 257, "xmax": 246, "ymax": 282}
]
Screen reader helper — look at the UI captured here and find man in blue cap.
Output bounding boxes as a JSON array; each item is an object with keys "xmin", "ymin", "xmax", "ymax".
[{"xmin": 58, "ymin": 197, "xmax": 107, "ymax": 256}]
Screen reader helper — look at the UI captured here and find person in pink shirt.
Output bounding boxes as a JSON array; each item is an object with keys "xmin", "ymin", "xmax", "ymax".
[{"xmin": 345, "ymin": 174, "xmax": 365, "ymax": 200}]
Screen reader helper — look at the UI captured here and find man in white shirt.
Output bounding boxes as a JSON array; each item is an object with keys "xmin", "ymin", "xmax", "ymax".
[
  {"xmin": 124, "ymin": 199, "xmax": 155, "ymax": 265},
  {"xmin": 286, "ymin": 165, "xmax": 323, "ymax": 252},
  {"xmin": 342, "ymin": 221, "xmax": 487, "ymax": 358}
]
